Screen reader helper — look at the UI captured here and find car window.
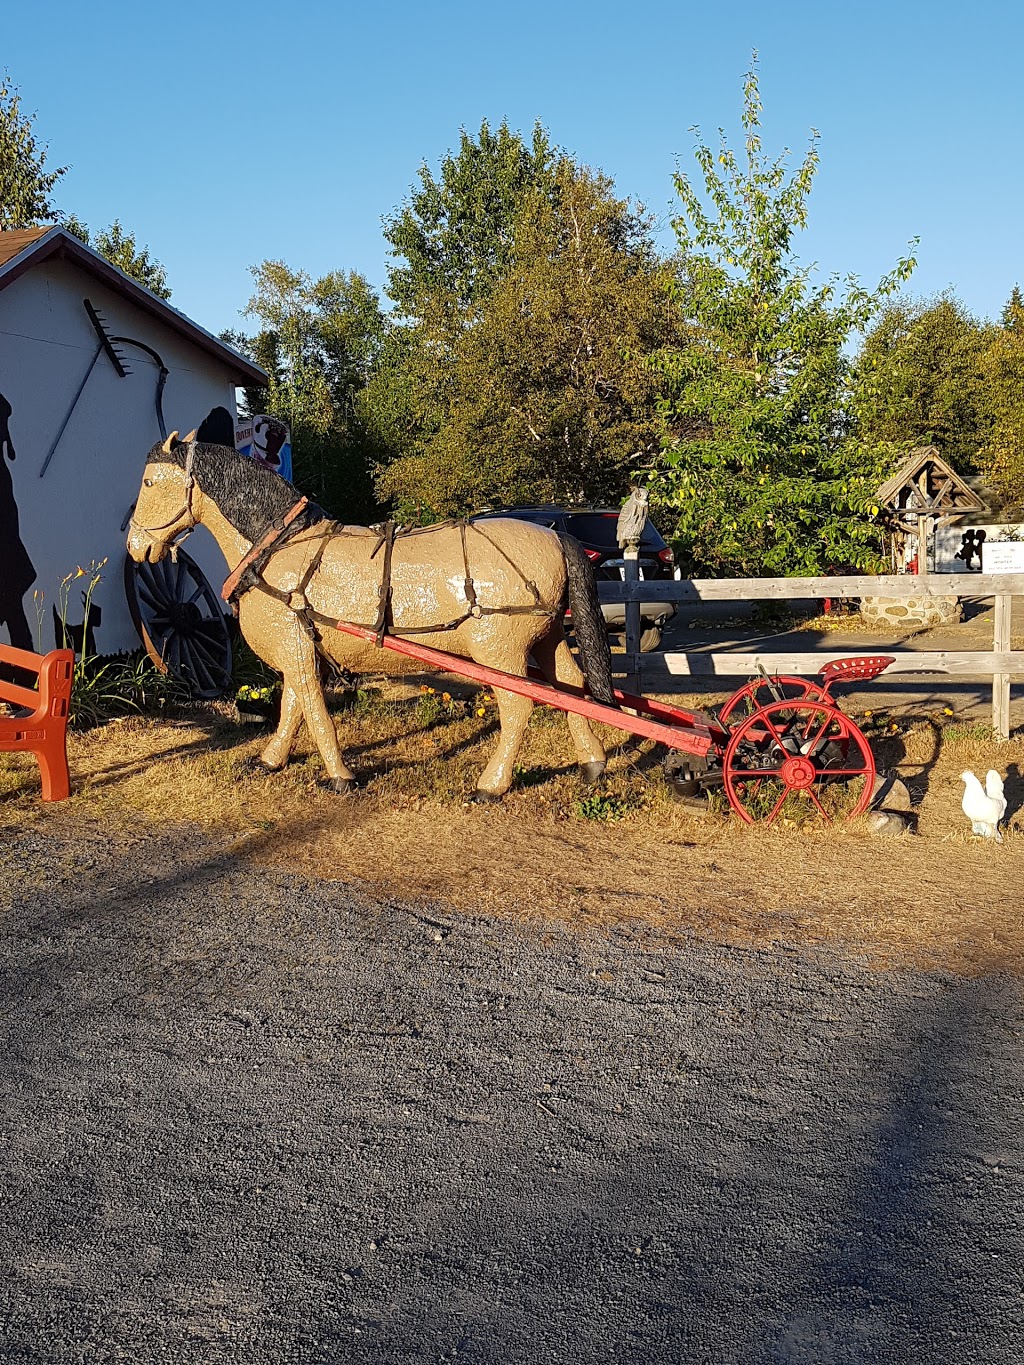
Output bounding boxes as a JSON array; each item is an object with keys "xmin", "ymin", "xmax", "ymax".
[
  {"xmin": 474, "ymin": 511, "xmax": 558, "ymax": 529},
  {"xmin": 564, "ymin": 513, "xmax": 667, "ymax": 550}
]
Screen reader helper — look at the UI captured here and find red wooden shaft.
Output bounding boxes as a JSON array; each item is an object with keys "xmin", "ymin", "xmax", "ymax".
[{"xmin": 333, "ymin": 620, "xmax": 715, "ymax": 758}]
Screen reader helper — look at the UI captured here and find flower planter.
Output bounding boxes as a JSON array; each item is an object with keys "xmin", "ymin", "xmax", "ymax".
[{"xmin": 234, "ymin": 692, "xmax": 280, "ymax": 725}]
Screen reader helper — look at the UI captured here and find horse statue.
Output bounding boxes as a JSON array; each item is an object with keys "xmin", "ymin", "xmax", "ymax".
[{"xmin": 127, "ymin": 433, "xmax": 615, "ymax": 800}]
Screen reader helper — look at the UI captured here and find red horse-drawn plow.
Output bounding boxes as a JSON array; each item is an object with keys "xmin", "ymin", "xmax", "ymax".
[{"xmin": 334, "ymin": 621, "xmax": 893, "ymax": 826}]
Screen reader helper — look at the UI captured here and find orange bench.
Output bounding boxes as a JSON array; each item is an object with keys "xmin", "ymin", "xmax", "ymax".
[{"xmin": 0, "ymin": 643, "xmax": 75, "ymax": 801}]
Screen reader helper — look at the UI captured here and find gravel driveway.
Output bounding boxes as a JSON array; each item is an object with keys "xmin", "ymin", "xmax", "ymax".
[{"xmin": 1, "ymin": 821, "xmax": 1022, "ymax": 1364}]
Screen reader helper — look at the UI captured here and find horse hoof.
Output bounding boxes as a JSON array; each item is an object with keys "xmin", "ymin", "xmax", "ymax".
[
  {"xmin": 580, "ymin": 761, "xmax": 606, "ymax": 785},
  {"xmin": 470, "ymin": 789, "xmax": 503, "ymax": 804},
  {"xmin": 241, "ymin": 755, "xmax": 280, "ymax": 776},
  {"xmin": 324, "ymin": 777, "xmax": 358, "ymax": 795}
]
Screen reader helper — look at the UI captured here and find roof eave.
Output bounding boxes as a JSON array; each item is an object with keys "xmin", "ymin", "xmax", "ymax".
[{"xmin": 0, "ymin": 226, "xmax": 269, "ymax": 389}]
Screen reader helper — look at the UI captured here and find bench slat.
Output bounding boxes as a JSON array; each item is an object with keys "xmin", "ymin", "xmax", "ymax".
[{"xmin": 0, "ymin": 682, "xmax": 41, "ymax": 711}]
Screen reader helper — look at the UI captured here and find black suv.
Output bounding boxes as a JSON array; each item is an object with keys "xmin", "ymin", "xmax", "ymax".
[{"xmin": 474, "ymin": 506, "xmax": 679, "ymax": 651}]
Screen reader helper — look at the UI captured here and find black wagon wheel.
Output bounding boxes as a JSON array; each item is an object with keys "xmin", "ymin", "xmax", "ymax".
[{"xmin": 124, "ymin": 550, "xmax": 233, "ymax": 699}]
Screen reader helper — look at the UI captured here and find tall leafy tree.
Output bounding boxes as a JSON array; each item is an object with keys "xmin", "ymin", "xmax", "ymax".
[
  {"xmin": 377, "ymin": 162, "xmax": 681, "ymax": 517},
  {"xmin": 383, "ymin": 119, "xmax": 564, "ymax": 323},
  {"xmin": 978, "ymin": 287, "xmax": 1024, "ymax": 508},
  {"xmin": 650, "ymin": 63, "xmax": 916, "ymax": 575},
  {"xmin": 0, "ymin": 75, "xmax": 66, "ymax": 229},
  {"xmin": 852, "ymin": 294, "xmax": 992, "ymax": 468},
  {"xmin": 240, "ymin": 260, "xmax": 385, "ymax": 521},
  {"xmin": 373, "ymin": 123, "xmax": 680, "ymax": 518},
  {"xmin": 63, "ymin": 215, "xmax": 171, "ymax": 299}
]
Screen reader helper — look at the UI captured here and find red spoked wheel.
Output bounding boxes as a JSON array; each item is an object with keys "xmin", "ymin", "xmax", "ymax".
[
  {"xmin": 718, "ymin": 675, "xmax": 824, "ymax": 727},
  {"xmin": 723, "ymin": 698, "xmax": 876, "ymax": 826}
]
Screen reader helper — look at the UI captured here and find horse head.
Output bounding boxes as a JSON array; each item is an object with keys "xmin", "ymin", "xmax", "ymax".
[{"xmin": 126, "ymin": 429, "xmax": 199, "ymax": 563}]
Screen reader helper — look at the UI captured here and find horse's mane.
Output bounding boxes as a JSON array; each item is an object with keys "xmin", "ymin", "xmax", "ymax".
[{"xmin": 146, "ymin": 439, "xmax": 329, "ymax": 541}]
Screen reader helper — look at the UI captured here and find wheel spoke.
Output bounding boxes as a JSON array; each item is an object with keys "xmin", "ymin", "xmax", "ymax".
[
  {"xmin": 807, "ymin": 788, "xmax": 832, "ymax": 822},
  {"xmin": 137, "ymin": 581, "xmax": 167, "ymax": 613},
  {"xmin": 184, "ymin": 645, "xmax": 216, "ymax": 692},
  {"xmin": 802, "ymin": 710, "xmax": 837, "ymax": 757},
  {"xmin": 765, "ymin": 786, "xmax": 791, "ymax": 825},
  {"xmin": 757, "ymin": 711, "xmax": 790, "ymax": 753},
  {"xmin": 729, "ymin": 766, "xmax": 785, "ymax": 778},
  {"xmin": 192, "ymin": 618, "xmax": 228, "ymax": 643}
]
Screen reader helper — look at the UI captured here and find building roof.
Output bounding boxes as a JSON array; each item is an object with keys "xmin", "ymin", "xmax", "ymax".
[
  {"xmin": 877, "ymin": 445, "xmax": 985, "ymax": 518},
  {"xmin": 0, "ymin": 225, "xmax": 268, "ymax": 388}
]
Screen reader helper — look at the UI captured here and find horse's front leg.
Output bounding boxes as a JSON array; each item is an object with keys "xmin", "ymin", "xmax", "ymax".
[
  {"xmin": 260, "ymin": 679, "xmax": 302, "ymax": 771},
  {"xmin": 280, "ymin": 633, "xmax": 357, "ymax": 792}
]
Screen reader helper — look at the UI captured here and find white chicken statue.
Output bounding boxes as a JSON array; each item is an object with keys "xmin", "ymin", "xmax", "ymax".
[{"xmin": 960, "ymin": 770, "xmax": 1007, "ymax": 842}]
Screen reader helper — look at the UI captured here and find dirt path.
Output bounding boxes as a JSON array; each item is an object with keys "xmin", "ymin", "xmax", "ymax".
[{"xmin": 1, "ymin": 823, "xmax": 1022, "ymax": 1364}]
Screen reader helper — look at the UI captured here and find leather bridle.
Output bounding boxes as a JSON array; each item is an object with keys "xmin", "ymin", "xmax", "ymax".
[{"xmin": 128, "ymin": 439, "xmax": 198, "ymax": 557}]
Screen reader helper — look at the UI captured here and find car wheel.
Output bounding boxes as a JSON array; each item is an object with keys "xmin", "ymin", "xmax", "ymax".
[{"xmin": 639, "ymin": 624, "xmax": 663, "ymax": 653}]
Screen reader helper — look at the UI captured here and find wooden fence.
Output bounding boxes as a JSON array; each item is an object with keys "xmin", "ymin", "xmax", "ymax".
[{"xmin": 598, "ymin": 570, "xmax": 1024, "ymax": 740}]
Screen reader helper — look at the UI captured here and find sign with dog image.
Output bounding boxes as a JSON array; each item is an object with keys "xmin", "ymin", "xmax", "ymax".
[{"xmin": 235, "ymin": 415, "xmax": 292, "ymax": 482}]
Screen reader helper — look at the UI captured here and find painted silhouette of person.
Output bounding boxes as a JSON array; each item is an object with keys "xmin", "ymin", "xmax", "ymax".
[
  {"xmin": 954, "ymin": 528, "xmax": 986, "ymax": 572},
  {"xmin": 0, "ymin": 390, "xmax": 36, "ymax": 650}
]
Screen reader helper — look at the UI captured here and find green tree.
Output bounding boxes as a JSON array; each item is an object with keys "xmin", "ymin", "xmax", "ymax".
[
  {"xmin": 383, "ymin": 119, "xmax": 564, "ymax": 323},
  {"xmin": 373, "ymin": 122, "xmax": 681, "ymax": 518},
  {"xmin": 649, "ymin": 63, "xmax": 916, "ymax": 575},
  {"xmin": 63, "ymin": 214, "xmax": 171, "ymax": 299},
  {"xmin": 0, "ymin": 75, "xmax": 66, "ymax": 229},
  {"xmin": 377, "ymin": 161, "xmax": 681, "ymax": 518},
  {"xmin": 240, "ymin": 260, "xmax": 385, "ymax": 520},
  {"xmin": 852, "ymin": 294, "xmax": 991, "ymax": 467},
  {"xmin": 978, "ymin": 288, "xmax": 1024, "ymax": 508}
]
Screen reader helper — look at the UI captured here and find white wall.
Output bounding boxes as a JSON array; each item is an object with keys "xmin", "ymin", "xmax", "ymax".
[
  {"xmin": 0, "ymin": 258, "xmax": 239, "ymax": 653},
  {"xmin": 934, "ymin": 521, "xmax": 1024, "ymax": 574}
]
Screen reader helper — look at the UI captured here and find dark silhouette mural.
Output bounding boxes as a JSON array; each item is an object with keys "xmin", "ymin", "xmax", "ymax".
[
  {"xmin": 954, "ymin": 527, "xmax": 986, "ymax": 572},
  {"xmin": 0, "ymin": 390, "xmax": 36, "ymax": 650}
]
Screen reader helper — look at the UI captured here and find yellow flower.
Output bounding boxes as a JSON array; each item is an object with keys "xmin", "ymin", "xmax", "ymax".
[
  {"xmin": 943, "ymin": 707, "xmax": 954, "ymax": 716},
  {"xmin": 862, "ymin": 710, "xmax": 873, "ymax": 718},
  {"xmin": 442, "ymin": 692, "xmax": 452, "ymax": 703},
  {"xmin": 75, "ymin": 567, "xmax": 86, "ymax": 578},
  {"xmin": 475, "ymin": 707, "xmax": 486, "ymax": 717}
]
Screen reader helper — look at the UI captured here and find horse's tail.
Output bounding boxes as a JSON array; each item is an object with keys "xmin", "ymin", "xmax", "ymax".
[{"xmin": 558, "ymin": 533, "xmax": 615, "ymax": 705}]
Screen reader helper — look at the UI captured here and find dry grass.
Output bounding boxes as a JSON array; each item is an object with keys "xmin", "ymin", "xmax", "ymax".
[{"xmin": 2, "ymin": 675, "xmax": 1023, "ymax": 976}]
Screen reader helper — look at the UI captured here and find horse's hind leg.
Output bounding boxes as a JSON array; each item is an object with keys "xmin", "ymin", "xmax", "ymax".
[
  {"xmin": 466, "ymin": 643, "xmax": 534, "ymax": 800},
  {"xmin": 531, "ymin": 629, "xmax": 607, "ymax": 782}
]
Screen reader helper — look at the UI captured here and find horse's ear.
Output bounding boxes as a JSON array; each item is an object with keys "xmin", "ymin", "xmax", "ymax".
[
  {"xmin": 163, "ymin": 430, "xmax": 179, "ymax": 453},
  {"xmin": 183, "ymin": 428, "xmax": 197, "ymax": 443}
]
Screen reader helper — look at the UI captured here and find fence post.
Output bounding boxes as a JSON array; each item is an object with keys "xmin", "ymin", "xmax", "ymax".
[
  {"xmin": 622, "ymin": 551, "xmax": 641, "ymax": 696},
  {"xmin": 993, "ymin": 593, "xmax": 1012, "ymax": 741}
]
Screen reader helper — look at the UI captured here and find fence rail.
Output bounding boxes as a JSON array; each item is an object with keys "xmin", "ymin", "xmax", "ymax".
[{"xmin": 598, "ymin": 571, "xmax": 1022, "ymax": 739}]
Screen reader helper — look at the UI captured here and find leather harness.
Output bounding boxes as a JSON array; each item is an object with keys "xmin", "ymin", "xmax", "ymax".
[{"xmin": 216, "ymin": 501, "xmax": 554, "ymax": 646}]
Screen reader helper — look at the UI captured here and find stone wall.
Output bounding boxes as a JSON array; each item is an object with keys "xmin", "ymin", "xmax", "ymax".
[{"xmin": 859, "ymin": 594, "xmax": 962, "ymax": 627}]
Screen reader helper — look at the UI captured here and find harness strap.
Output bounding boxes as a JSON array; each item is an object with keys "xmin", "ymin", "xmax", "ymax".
[
  {"xmin": 221, "ymin": 496, "xmax": 309, "ymax": 603},
  {"xmin": 467, "ymin": 521, "xmax": 541, "ymax": 603},
  {"xmin": 227, "ymin": 507, "xmax": 558, "ymax": 642},
  {"xmin": 371, "ymin": 521, "xmax": 397, "ymax": 645},
  {"xmin": 459, "ymin": 520, "xmax": 479, "ymax": 615}
]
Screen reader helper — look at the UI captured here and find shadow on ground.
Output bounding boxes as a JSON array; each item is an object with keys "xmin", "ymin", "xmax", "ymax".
[{"xmin": 1, "ymin": 824, "xmax": 1022, "ymax": 1364}]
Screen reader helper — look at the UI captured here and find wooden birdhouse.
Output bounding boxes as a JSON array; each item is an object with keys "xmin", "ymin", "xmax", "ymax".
[{"xmin": 876, "ymin": 446, "xmax": 986, "ymax": 575}]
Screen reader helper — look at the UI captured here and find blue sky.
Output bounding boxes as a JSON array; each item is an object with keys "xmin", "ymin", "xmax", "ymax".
[{"xmin": 4, "ymin": 0, "xmax": 1020, "ymax": 336}]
